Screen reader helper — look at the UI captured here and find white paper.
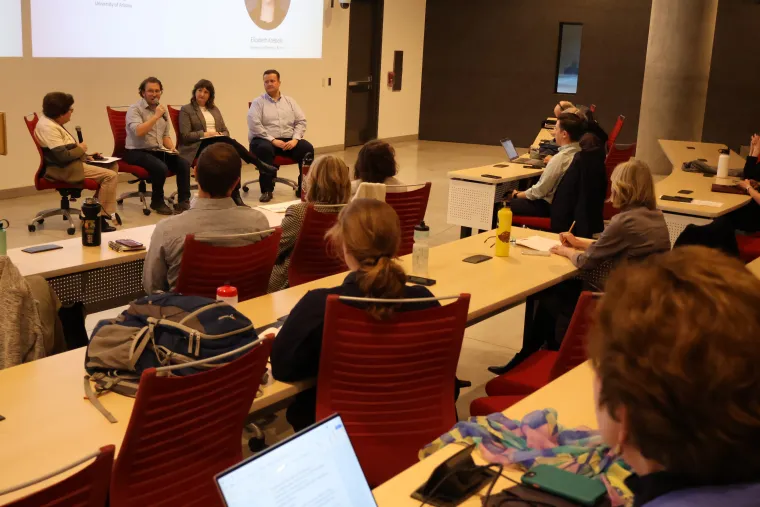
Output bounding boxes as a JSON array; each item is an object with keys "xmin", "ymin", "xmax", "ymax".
[
  {"xmin": 515, "ymin": 235, "xmax": 561, "ymax": 252},
  {"xmin": 691, "ymin": 200, "xmax": 723, "ymax": 208},
  {"xmin": 87, "ymin": 156, "xmax": 120, "ymax": 165},
  {"xmin": 258, "ymin": 199, "xmax": 300, "ymax": 213}
]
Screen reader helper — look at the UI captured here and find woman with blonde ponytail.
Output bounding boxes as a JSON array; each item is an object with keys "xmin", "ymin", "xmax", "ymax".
[{"xmin": 271, "ymin": 198, "xmax": 440, "ymax": 430}]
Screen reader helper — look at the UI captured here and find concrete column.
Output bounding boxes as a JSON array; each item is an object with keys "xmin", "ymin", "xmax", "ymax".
[{"xmin": 636, "ymin": 0, "xmax": 719, "ymax": 175}]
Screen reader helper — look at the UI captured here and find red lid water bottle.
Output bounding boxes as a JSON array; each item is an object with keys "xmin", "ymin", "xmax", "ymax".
[{"xmin": 216, "ymin": 284, "xmax": 238, "ymax": 306}]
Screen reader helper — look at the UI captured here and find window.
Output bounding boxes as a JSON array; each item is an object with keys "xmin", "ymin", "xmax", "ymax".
[{"xmin": 555, "ymin": 23, "xmax": 583, "ymax": 94}]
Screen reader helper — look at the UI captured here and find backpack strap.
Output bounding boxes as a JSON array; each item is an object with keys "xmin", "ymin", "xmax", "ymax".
[{"xmin": 83, "ymin": 375, "xmax": 118, "ymax": 424}]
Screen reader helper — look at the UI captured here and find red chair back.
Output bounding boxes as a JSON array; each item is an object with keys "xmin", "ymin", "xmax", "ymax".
[
  {"xmin": 288, "ymin": 204, "xmax": 346, "ymax": 287},
  {"xmin": 167, "ymin": 105, "xmax": 181, "ymax": 147},
  {"xmin": 105, "ymin": 107, "xmax": 130, "ymax": 158},
  {"xmin": 606, "ymin": 115, "xmax": 625, "ymax": 151},
  {"xmin": 175, "ymin": 228, "xmax": 282, "ymax": 301},
  {"xmin": 23, "ymin": 113, "xmax": 47, "ymax": 189},
  {"xmin": 549, "ymin": 291, "xmax": 599, "ymax": 380},
  {"xmin": 603, "ymin": 143, "xmax": 637, "ymax": 220},
  {"xmin": 316, "ymin": 294, "xmax": 470, "ymax": 486},
  {"xmin": 2, "ymin": 446, "xmax": 114, "ymax": 507},
  {"xmin": 385, "ymin": 182, "xmax": 432, "ymax": 256},
  {"xmin": 110, "ymin": 338, "xmax": 273, "ymax": 507}
]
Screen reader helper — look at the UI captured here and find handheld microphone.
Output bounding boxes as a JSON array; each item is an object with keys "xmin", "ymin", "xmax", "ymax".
[
  {"xmin": 75, "ymin": 126, "xmax": 84, "ymax": 143},
  {"xmin": 154, "ymin": 98, "xmax": 168, "ymax": 120}
]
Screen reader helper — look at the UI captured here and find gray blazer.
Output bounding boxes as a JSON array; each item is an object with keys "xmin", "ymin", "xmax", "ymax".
[{"xmin": 177, "ymin": 102, "xmax": 230, "ymax": 164}]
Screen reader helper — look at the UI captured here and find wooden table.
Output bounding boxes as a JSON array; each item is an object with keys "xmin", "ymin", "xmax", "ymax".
[
  {"xmin": 0, "ymin": 229, "xmax": 576, "ymax": 501},
  {"xmin": 748, "ymin": 258, "xmax": 760, "ymax": 279},
  {"xmin": 6, "ymin": 204, "xmax": 288, "ymax": 313},
  {"xmin": 656, "ymin": 140, "xmax": 749, "ymax": 244},
  {"xmin": 236, "ymin": 228, "xmax": 577, "ymax": 328},
  {"xmin": 372, "ymin": 362, "xmax": 596, "ymax": 505},
  {"xmin": 531, "ymin": 125, "xmax": 555, "ymax": 150}
]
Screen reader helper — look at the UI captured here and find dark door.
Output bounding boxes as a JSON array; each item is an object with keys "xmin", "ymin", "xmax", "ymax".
[{"xmin": 344, "ymin": 0, "xmax": 384, "ymax": 147}]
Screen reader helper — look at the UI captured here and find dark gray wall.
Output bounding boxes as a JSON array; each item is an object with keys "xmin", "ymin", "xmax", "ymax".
[
  {"xmin": 419, "ymin": 1, "xmax": 652, "ymax": 148},
  {"xmin": 703, "ymin": 0, "xmax": 760, "ymax": 152}
]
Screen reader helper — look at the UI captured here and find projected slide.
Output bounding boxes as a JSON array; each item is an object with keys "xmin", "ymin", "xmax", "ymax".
[
  {"xmin": 0, "ymin": 0, "xmax": 23, "ymax": 57},
  {"xmin": 31, "ymin": 0, "xmax": 323, "ymax": 58}
]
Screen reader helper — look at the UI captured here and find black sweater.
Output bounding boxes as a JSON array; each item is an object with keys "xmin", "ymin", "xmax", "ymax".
[{"xmin": 270, "ymin": 272, "xmax": 440, "ymax": 382}]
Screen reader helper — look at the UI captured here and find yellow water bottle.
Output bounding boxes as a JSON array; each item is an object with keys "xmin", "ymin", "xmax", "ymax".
[{"xmin": 495, "ymin": 202, "xmax": 512, "ymax": 257}]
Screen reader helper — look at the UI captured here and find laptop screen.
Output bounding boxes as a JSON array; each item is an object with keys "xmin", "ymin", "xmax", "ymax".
[
  {"xmin": 500, "ymin": 138, "xmax": 519, "ymax": 160},
  {"xmin": 216, "ymin": 414, "xmax": 377, "ymax": 507}
]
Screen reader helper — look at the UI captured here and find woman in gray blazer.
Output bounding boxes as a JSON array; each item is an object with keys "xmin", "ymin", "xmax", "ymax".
[{"xmin": 177, "ymin": 79, "xmax": 230, "ymax": 164}]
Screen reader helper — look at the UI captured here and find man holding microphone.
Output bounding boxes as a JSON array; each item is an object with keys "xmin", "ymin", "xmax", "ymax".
[{"xmin": 124, "ymin": 77, "xmax": 192, "ymax": 215}]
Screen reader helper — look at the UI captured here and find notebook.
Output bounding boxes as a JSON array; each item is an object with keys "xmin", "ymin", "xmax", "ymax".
[
  {"xmin": 515, "ymin": 236, "xmax": 561, "ymax": 252},
  {"xmin": 216, "ymin": 414, "xmax": 377, "ymax": 507}
]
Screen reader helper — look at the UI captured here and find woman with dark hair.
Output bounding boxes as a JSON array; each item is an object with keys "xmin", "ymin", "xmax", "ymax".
[
  {"xmin": 350, "ymin": 140, "xmax": 405, "ymax": 195},
  {"xmin": 177, "ymin": 79, "xmax": 230, "ymax": 164},
  {"xmin": 34, "ymin": 92, "xmax": 119, "ymax": 231},
  {"xmin": 270, "ymin": 198, "xmax": 440, "ymax": 430}
]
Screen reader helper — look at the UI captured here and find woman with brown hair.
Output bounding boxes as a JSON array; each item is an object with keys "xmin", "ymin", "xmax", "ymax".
[
  {"xmin": 270, "ymin": 198, "xmax": 440, "ymax": 430},
  {"xmin": 267, "ymin": 155, "xmax": 352, "ymax": 292},
  {"xmin": 178, "ymin": 79, "xmax": 230, "ymax": 164},
  {"xmin": 590, "ymin": 246, "xmax": 760, "ymax": 506},
  {"xmin": 350, "ymin": 139, "xmax": 405, "ymax": 195}
]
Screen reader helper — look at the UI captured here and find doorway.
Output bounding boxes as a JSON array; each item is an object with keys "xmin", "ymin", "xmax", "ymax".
[{"xmin": 344, "ymin": 0, "xmax": 384, "ymax": 147}]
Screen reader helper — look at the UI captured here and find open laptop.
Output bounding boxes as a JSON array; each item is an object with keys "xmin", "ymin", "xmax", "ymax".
[
  {"xmin": 216, "ymin": 414, "xmax": 378, "ymax": 507},
  {"xmin": 500, "ymin": 138, "xmax": 546, "ymax": 167}
]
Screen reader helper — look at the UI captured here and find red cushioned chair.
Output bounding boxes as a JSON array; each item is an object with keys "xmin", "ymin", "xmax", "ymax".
[
  {"xmin": 385, "ymin": 182, "xmax": 432, "ymax": 256},
  {"xmin": 603, "ymin": 143, "xmax": 637, "ymax": 221},
  {"xmin": 606, "ymin": 115, "xmax": 625, "ymax": 152},
  {"xmin": 241, "ymin": 101, "xmax": 299, "ymax": 195},
  {"xmin": 470, "ymin": 395, "xmax": 528, "ymax": 417},
  {"xmin": 175, "ymin": 228, "xmax": 282, "ymax": 301},
  {"xmin": 288, "ymin": 204, "xmax": 347, "ymax": 287},
  {"xmin": 316, "ymin": 293, "xmax": 470, "ymax": 487},
  {"xmin": 737, "ymin": 233, "xmax": 760, "ymax": 263},
  {"xmin": 110, "ymin": 337, "xmax": 273, "ymax": 507},
  {"xmin": 0, "ymin": 445, "xmax": 114, "ymax": 507},
  {"xmin": 24, "ymin": 113, "xmax": 100, "ymax": 235},
  {"xmin": 484, "ymin": 291, "xmax": 599, "ymax": 398},
  {"xmin": 167, "ymin": 105, "xmax": 200, "ymax": 202},
  {"xmin": 106, "ymin": 106, "xmax": 174, "ymax": 216}
]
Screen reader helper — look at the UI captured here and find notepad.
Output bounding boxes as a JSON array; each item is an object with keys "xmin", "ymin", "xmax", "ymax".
[
  {"xmin": 258, "ymin": 200, "xmax": 298, "ymax": 213},
  {"xmin": 515, "ymin": 235, "xmax": 561, "ymax": 252},
  {"xmin": 691, "ymin": 200, "xmax": 723, "ymax": 208}
]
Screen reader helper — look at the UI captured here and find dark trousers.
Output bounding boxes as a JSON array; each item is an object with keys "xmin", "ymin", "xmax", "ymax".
[
  {"xmin": 511, "ymin": 197, "xmax": 552, "ymax": 217},
  {"xmin": 124, "ymin": 149, "xmax": 191, "ymax": 205},
  {"xmin": 518, "ymin": 280, "xmax": 583, "ymax": 361},
  {"xmin": 674, "ymin": 201, "xmax": 760, "ymax": 258},
  {"xmin": 249, "ymin": 138, "xmax": 314, "ymax": 193}
]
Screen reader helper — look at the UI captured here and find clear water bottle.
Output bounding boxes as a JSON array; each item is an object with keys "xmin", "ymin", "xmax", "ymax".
[
  {"xmin": 216, "ymin": 283, "xmax": 239, "ymax": 307},
  {"xmin": 0, "ymin": 219, "xmax": 8, "ymax": 256},
  {"xmin": 412, "ymin": 221, "xmax": 430, "ymax": 276}
]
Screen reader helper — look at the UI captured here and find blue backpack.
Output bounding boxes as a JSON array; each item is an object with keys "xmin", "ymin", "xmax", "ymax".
[{"xmin": 84, "ymin": 293, "xmax": 259, "ymax": 421}]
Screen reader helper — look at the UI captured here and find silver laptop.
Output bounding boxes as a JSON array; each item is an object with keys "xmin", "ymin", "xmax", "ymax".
[
  {"xmin": 500, "ymin": 138, "xmax": 545, "ymax": 167},
  {"xmin": 216, "ymin": 414, "xmax": 377, "ymax": 507}
]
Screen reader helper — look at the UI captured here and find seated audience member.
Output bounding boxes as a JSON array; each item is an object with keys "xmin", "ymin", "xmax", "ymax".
[
  {"xmin": 124, "ymin": 76, "xmax": 192, "ymax": 215},
  {"xmin": 268, "ymin": 155, "xmax": 352, "ymax": 292},
  {"xmin": 350, "ymin": 140, "xmax": 405, "ymax": 195},
  {"xmin": 675, "ymin": 133, "xmax": 760, "ymax": 257},
  {"xmin": 270, "ymin": 199, "xmax": 440, "ymax": 431},
  {"xmin": 142, "ymin": 143, "xmax": 269, "ymax": 294},
  {"xmin": 510, "ymin": 113, "xmax": 584, "ymax": 217},
  {"xmin": 34, "ymin": 92, "xmax": 119, "ymax": 232},
  {"xmin": 489, "ymin": 159, "xmax": 670, "ymax": 375},
  {"xmin": 553, "ymin": 101, "xmax": 608, "ymax": 146},
  {"xmin": 590, "ymin": 246, "xmax": 760, "ymax": 506}
]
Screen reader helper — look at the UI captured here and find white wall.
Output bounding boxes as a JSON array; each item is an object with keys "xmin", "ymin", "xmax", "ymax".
[
  {"xmin": 0, "ymin": 0, "xmax": 427, "ymax": 192},
  {"xmin": 378, "ymin": 0, "xmax": 427, "ymax": 139}
]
